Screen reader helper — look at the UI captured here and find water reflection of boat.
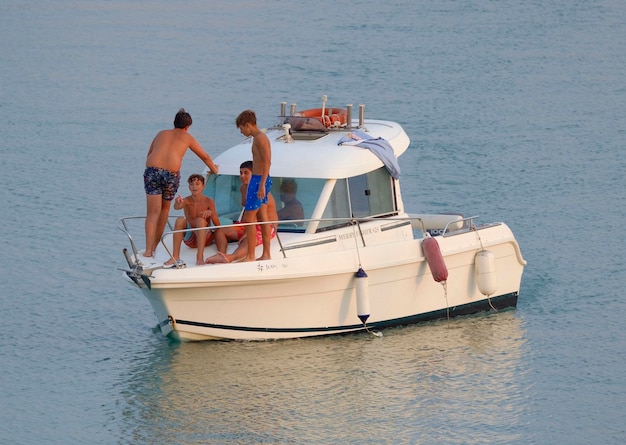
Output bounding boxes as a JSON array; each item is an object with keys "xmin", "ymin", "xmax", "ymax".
[
  {"xmin": 118, "ymin": 98, "xmax": 526, "ymax": 341},
  {"xmin": 119, "ymin": 313, "xmax": 528, "ymax": 443}
]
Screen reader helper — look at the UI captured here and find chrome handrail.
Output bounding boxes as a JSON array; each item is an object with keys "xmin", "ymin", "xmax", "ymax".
[
  {"xmin": 116, "ymin": 215, "xmax": 176, "ymax": 265},
  {"xmin": 443, "ymin": 215, "xmax": 478, "ymax": 236},
  {"xmin": 117, "ymin": 213, "xmax": 478, "ymax": 266}
]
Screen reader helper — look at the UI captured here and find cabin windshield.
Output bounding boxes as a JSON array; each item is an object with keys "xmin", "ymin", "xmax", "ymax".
[
  {"xmin": 318, "ymin": 166, "xmax": 397, "ymax": 231},
  {"xmin": 205, "ymin": 175, "xmax": 325, "ymax": 232},
  {"xmin": 205, "ymin": 174, "xmax": 245, "ymax": 224},
  {"xmin": 206, "ymin": 166, "xmax": 397, "ymax": 233}
]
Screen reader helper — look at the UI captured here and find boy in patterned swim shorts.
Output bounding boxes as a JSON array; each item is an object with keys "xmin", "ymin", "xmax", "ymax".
[{"xmin": 143, "ymin": 108, "xmax": 219, "ymax": 258}]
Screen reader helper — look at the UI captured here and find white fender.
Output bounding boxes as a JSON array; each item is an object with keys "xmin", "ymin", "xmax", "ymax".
[
  {"xmin": 475, "ymin": 250, "xmax": 497, "ymax": 296},
  {"xmin": 355, "ymin": 268, "xmax": 370, "ymax": 324}
]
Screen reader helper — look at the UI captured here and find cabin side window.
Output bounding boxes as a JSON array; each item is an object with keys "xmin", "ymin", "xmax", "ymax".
[
  {"xmin": 348, "ymin": 167, "xmax": 397, "ymax": 218},
  {"xmin": 317, "ymin": 179, "xmax": 351, "ymax": 231},
  {"xmin": 316, "ymin": 167, "xmax": 397, "ymax": 232},
  {"xmin": 272, "ymin": 177, "xmax": 324, "ymax": 232}
]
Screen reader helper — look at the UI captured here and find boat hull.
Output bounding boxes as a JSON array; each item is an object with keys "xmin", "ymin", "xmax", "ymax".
[
  {"xmin": 133, "ymin": 223, "xmax": 525, "ymax": 341},
  {"xmin": 157, "ymin": 292, "xmax": 518, "ymax": 341}
]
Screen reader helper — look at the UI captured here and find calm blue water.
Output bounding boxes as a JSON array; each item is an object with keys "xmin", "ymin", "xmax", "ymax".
[{"xmin": 1, "ymin": 1, "xmax": 625, "ymax": 443}]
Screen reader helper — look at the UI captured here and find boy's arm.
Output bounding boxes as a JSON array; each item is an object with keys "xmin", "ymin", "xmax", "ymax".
[
  {"xmin": 172, "ymin": 194, "xmax": 185, "ymax": 210},
  {"xmin": 188, "ymin": 135, "xmax": 219, "ymax": 174},
  {"xmin": 209, "ymin": 199, "xmax": 220, "ymax": 226},
  {"xmin": 181, "ymin": 197, "xmax": 195, "ymax": 221},
  {"xmin": 240, "ymin": 184, "xmax": 247, "ymax": 206},
  {"xmin": 254, "ymin": 134, "xmax": 272, "ymax": 199}
]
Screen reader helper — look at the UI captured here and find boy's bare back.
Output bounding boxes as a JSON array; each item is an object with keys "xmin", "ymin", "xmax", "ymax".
[{"xmin": 146, "ymin": 128, "xmax": 201, "ymax": 172}]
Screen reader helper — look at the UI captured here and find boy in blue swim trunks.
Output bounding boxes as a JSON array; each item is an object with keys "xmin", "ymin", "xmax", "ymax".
[
  {"xmin": 143, "ymin": 108, "xmax": 219, "ymax": 258},
  {"xmin": 235, "ymin": 110, "xmax": 273, "ymax": 261}
]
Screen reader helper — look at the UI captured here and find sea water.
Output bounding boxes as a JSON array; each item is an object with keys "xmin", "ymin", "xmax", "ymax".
[{"xmin": 1, "ymin": 1, "xmax": 625, "ymax": 443}]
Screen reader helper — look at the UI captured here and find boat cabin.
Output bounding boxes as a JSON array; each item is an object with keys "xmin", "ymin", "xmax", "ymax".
[{"xmin": 205, "ymin": 165, "xmax": 400, "ymax": 234}]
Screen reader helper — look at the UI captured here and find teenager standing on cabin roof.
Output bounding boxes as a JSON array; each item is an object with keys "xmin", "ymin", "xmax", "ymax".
[
  {"xmin": 235, "ymin": 110, "xmax": 272, "ymax": 261},
  {"xmin": 142, "ymin": 108, "xmax": 219, "ymax": 258}
]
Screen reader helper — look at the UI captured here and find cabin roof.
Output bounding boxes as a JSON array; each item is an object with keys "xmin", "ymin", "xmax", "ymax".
[{"xmin": 212, "ymin": 119, "xmax": 410, "ymax": 179}]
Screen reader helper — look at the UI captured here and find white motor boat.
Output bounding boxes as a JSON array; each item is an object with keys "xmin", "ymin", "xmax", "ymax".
[{"xmin": 118, "ymin": 99, "xmax": 526, "ymax": 341}]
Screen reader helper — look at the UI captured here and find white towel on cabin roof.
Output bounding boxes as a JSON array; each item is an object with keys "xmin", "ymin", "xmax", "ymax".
[{"xmin": 338, "ymin": 129, "xmax": 401, "ymax": 179}]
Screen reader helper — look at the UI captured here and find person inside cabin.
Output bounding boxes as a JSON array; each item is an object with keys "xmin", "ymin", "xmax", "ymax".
[
  {"xmin": 164, "ymin": 174, "xmax": 220, "ymax": 267},
  {"xmin": 277, "ymin": 179, "xmax": 304, "ymax": 225},
  {"xmin": 142, "ymin": 108, "xmax": 219, "ymax": 258},
  {"xmin": 205, "ymin": 161, "xmax": 277, "ymax": 264}
]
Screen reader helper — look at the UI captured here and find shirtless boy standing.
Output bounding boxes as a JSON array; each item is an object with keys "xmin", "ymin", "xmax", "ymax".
[
  {"xmin": 143, "ymin": 108, "xmax": 219, "ymax": 258},
  {"xmin": 235, "ymin": 110, "xmax": 272, "ymax": 261},
  {"xmin": 164, "ymin": 174, "xmax": 220, "ymax": 267}
]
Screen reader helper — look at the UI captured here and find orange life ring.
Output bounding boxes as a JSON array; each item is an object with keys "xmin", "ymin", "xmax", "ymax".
[{"xmin": 295, "ymin": 108, "xmax": 348, "ymax": 128}]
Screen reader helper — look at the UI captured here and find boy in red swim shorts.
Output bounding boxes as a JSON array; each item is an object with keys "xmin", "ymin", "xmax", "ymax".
[
  {"xmin": 205, "ymin": 161, "xmax": 277, "ymax": 264},
  {"xmin": 164, "ymin": 174, "xmax": 220, "ymax": 267}
]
